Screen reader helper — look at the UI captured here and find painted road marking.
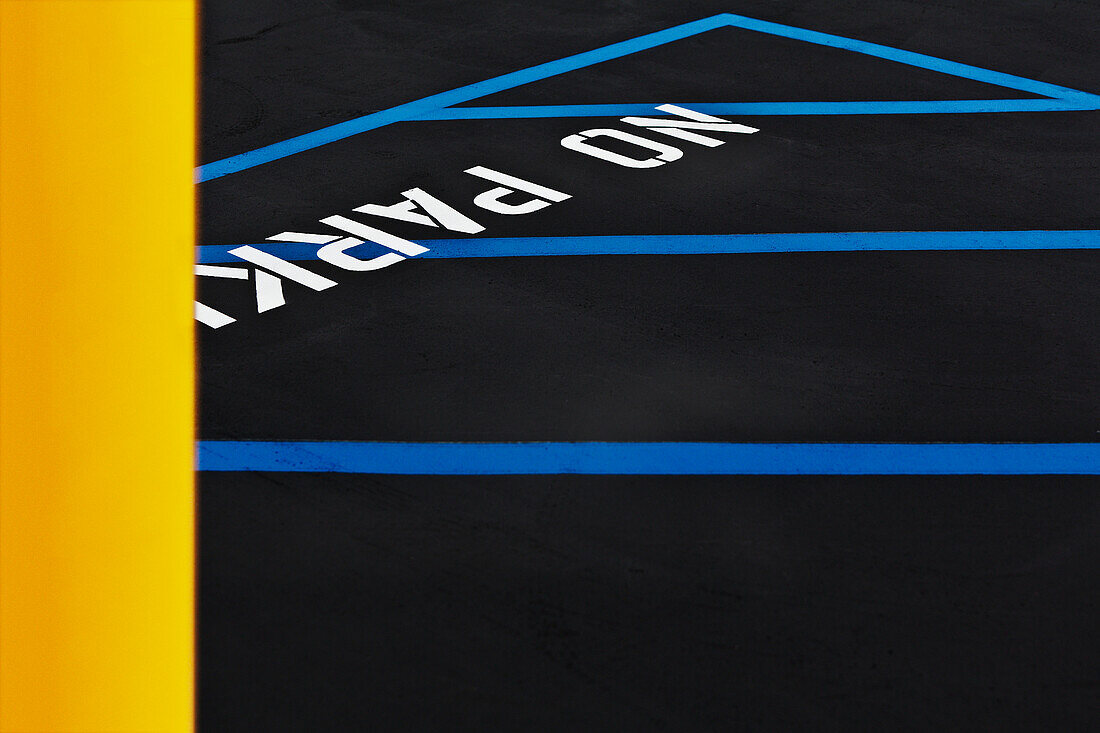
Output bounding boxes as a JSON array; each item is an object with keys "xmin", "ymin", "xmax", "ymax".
[
  {"xmin": 194, "ymin": 13, "xmax": 1100, "ymax": 182},
  {"xmin": 196, "ymin": 230, "xmax": 1100, "ymax": 263},
  {"xmin": 198, "ymin": 441, "xmax": 1100, "ymax": 475}
]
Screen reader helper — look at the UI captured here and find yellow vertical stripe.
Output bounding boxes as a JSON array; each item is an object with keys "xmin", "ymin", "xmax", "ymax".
[{"xmin": 1, "ymin": 1, "xmax": 195, "ymax": 731}]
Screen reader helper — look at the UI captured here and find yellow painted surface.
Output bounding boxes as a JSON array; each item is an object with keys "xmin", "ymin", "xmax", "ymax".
[{"xmin": 1, "ymin": 2, "xmax": 195, "ymax": 730}]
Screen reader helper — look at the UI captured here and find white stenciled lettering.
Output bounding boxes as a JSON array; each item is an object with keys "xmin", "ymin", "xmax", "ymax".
[
  {"xmin": 318, "ymin": 215, "xmax": 429, "ymax": 257},
  {"xmin": 619, "ymin": 104, "xmax": 759, "ymax": 147},
  {"xmin": 560, "ymin": 128, "xmax": 683, "ymax": 168},
  {"xmin": 196, "ymin": 108, "xmax": 758, "ymax": 328},
  {"xmin": 466, "ymin": 166, "xmax": 571, "ymax": 215},
  {"xmin": 355, "ymin": 188, "xmax": 484, "ymax": 234},
  {"xmin": 316, "ymin": 237, "xmax": 405, "ymax": 272}
]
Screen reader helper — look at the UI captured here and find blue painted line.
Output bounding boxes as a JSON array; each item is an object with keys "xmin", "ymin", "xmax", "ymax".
[
  {"xmin": 716, "ymin": 13, "xmax": 1099, "ymax": 102},
  {"xmin": 198, "ymin": 242, "xmax": 323, "ymax": 264},
  {"xmin": 417, "ymin": 99, "xmax": 1099, "ymax": 120},
  {"xmin": 194, "ymin": 13, "xmax": 1100, "ymax": 182},
  {"xmin": 196, "ymin": 231, "xmax": 1100, "ymax": 264},
  {"xmin": 194, "ymin": 15, "xmax": 729, "ymax": 182},
  {"xmin": 197, "ymin": 441, "xmax": 1100, "ymax": 474}
]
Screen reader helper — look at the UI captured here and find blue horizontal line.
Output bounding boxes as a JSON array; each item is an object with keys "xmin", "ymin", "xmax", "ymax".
[
  {"xmin": 416, "ymin": 99, "xmax": 1100, "ymax": 120},
  {"xmin": 195, "ymin": 231, "xmax": 1100, "ymax": 264},
  {"xmin": 197, "ymin": 441, "xmax": 1100, "ymax": 474}
]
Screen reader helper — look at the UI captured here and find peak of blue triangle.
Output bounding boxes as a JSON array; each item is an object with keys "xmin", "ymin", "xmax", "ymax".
[
  {"xmin": 196, "ymin": 13, "xmax": 1100, "ymax": 182},
  {"xmin": 421, "ymin": 13, "xmax": 1100, "ymax": 121}
]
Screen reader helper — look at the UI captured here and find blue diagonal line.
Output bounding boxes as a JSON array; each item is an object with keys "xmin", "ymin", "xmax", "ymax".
[
  {"xmin": 195, "ymin": 231, "xmax": 1100, "ymax": 264},
  {"xmin": 717, "ymin": 13, "xmax": 1099, "ymax": 101},
  {"xmin": 194, "ymin": 14, "xmax": 729, "ymax": 182},
  {"xmin": 197, "ymin": 441, "xmax": 1100, "ymax": 475}
]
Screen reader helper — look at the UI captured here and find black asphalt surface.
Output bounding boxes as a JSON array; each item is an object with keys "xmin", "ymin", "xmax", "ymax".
[{"xmin": 198, "ymin": 1, "xmax": 1100, "ymax": 729}]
